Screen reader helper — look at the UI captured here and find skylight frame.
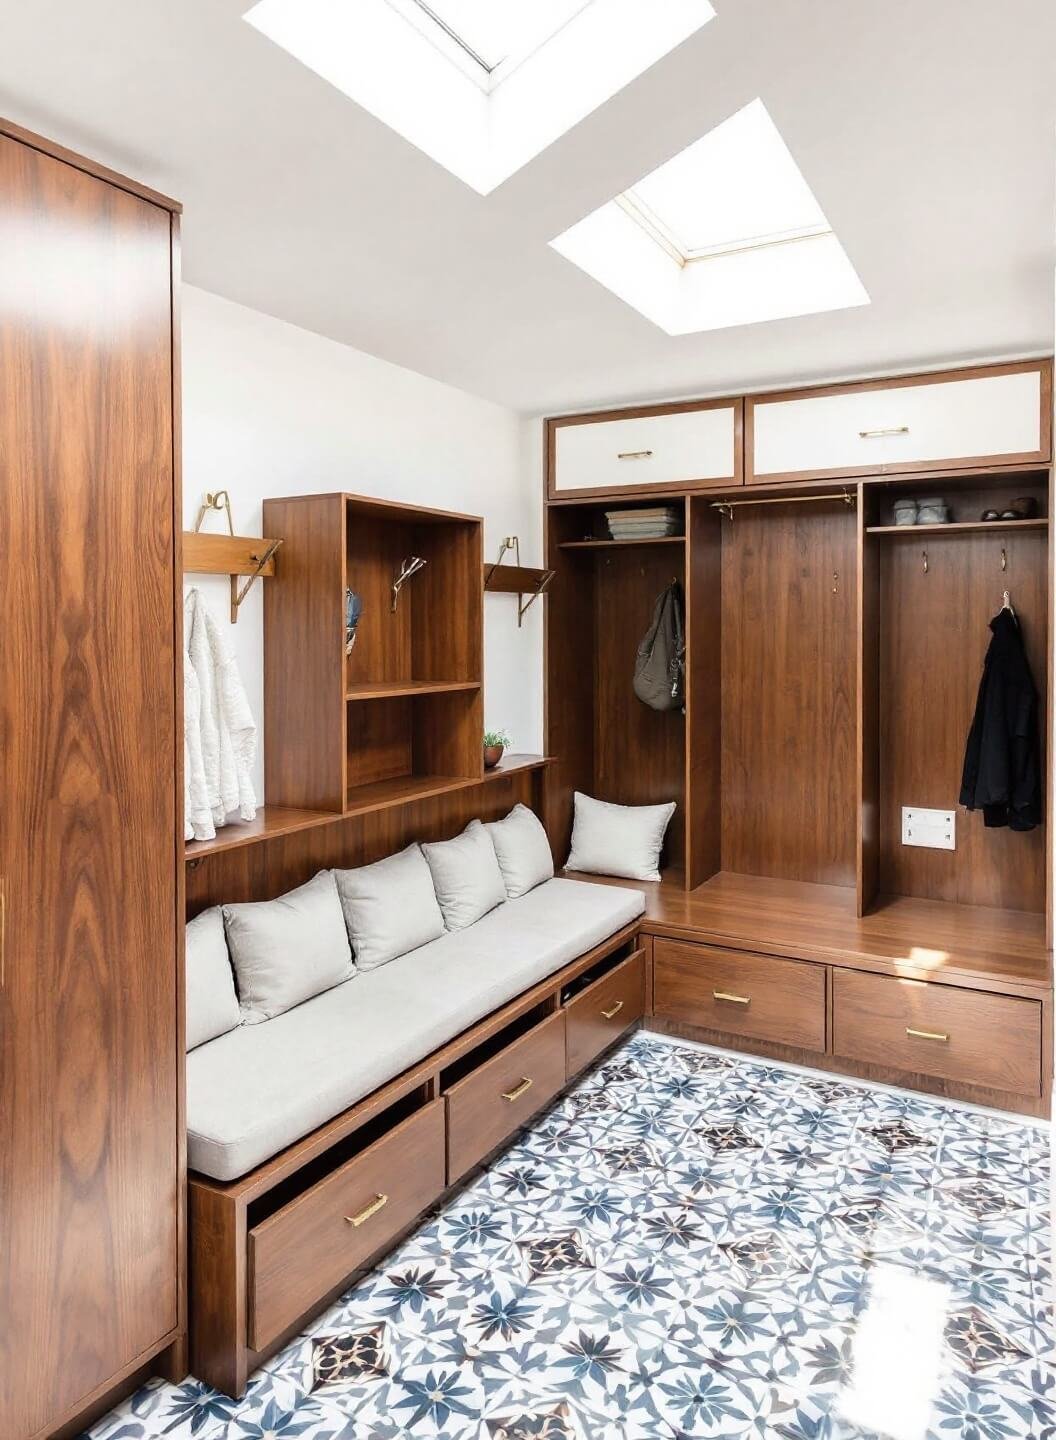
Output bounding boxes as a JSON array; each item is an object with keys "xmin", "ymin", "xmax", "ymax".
[
  {"xmin": 614, "ymin": 190, "xmax": 834, "ymax": 267},
  {"xmin": 385, "ymin": 0, "xmax": 598, "ymax": 93}
]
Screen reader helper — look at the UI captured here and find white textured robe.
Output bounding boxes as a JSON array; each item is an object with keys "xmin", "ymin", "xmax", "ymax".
[{"xmin": 184, "ymin": 588, "xmax": 258, "ymax": 841}]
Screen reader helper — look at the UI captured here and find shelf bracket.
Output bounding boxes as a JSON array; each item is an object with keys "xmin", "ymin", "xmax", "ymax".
[
  {"xmin": 484, "ymin": 537, "xmax": 555, "ymax": 628},
  {"xmin": 230, "ymin": 539, "xmax": 284, "ymax": 623},
  {"xmin": 184, "ymin": 491, "xmax": 284, "ymax": 623}
]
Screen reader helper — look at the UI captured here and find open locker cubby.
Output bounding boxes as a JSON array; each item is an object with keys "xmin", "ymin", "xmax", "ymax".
[
  {"xmin": 859, "ymin": 469, "xmax": 1051, "ymax": 918},
  {"xmin": 264, "ymin": 492, "xmax": 484, "ymax": 818}
]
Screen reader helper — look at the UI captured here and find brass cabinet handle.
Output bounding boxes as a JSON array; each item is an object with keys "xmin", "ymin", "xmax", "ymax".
[
  {"xmin": 617, "ymin": 449, "xmax": 653, "ymax": 460},
  {"xmin": 859, "ymin": 426, "xmax": 909, "ymax": 438},
  {"xmin": 502, "ymin": 1076, "xmax": 533, "ymax": 1103},
  {"xmin": 346, "ymin": 1193, "xmax": 388, "ymax": 1228},
  {"xmin": 906, "ymin": 1027, "xmax": 949, "ymax": 1043},
  {"xmin": 601, "ymin": 999, "xmax": 625, "ymax": 1020},
  {"xmin": 713, "ymin": 990, "xmax": 750, "ymax": 1005}
]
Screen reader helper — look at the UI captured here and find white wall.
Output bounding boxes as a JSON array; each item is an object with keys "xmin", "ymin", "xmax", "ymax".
[{"xmin": 182, "ymin": 285, "xmax": 543, "ymax": 801}]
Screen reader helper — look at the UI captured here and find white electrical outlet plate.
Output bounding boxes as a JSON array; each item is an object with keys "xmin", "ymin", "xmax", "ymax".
[{"xmin": 901, "ymin": 807, "xmax": 956, "ymax": 850}]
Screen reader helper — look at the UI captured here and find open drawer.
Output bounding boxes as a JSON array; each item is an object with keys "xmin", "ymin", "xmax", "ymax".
[
  {"xmin": 446, "ymin": 1010, "xmax": 566, "ymax": 1184},
  {"xmin": 565, "ymin": 948, "xmax": 645, "ymax": 1075},
  {"xmin": 247, "ymin": 1099, "xmax": 446, "ymax": 1351}
]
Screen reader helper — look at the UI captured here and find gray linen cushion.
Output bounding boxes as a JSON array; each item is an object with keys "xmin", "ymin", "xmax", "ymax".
[
  {"xmin": 185, "ymin": 907, "xmax": 241, "ymax": 1051},
  {"xmin": 565, "ymin": 791, "xmax": 676, "ymax": 882},
  {"xmin": 187, "ymin": 876, "xmax": 645, "ymax": 1179},
  {"xmin": 485, "ymin": 804, "xmax": 554, "ymax": 899},
  {"xmin": 421, "ymin": 819, "xmax": 507, "ymax": 930},
  {"xmin": 223, "ymin": 870, "xmax": 354, "ymax": 1025},
  {"xmin": 334, "ymin": 844, "xmax": 445, "ymax": 971}
]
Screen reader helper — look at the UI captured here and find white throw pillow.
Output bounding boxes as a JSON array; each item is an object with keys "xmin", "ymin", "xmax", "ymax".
[
  {"xmin": 485, "ymin": 804, "xmax": 554, "ymax": 899},
  {"xmin": 334, "ymin": 844, "xmax": 445, "ymax": 971},
  {"xmin": 223, "ymin": 870, "xmax": 355, "ymax": 1025},
  {"xmin": 421, "ymin": 820, "xmax": 507, "ymax": 931},
  {"xmin": 565, "ymin": 792, "xmax": 676, "ymax": 882},
  {"xmin": 185, "ymin": 907, "xmax": 241, "ymax": 1051}
]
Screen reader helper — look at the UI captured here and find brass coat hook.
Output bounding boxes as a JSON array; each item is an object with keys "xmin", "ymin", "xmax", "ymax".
[
  {"xmin": 1001, "ymin": 547, "xmax": 1008, "ymax": 572},
  {"xmin": 922, "ymin": 549, "xmax": 929, "ymax": 575},
  {"xmin": 392, "ymin": 556, "xmax": 427, "ymax": 612}
]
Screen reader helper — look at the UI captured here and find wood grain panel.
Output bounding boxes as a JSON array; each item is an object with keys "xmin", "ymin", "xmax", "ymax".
[
  {"xmin": 186, "ymin": 768, "xmax": 540, "ymax": 914},
  {"xmin": 832, "ymin": 969, "xmax": 1041, "ymax": 1096},
  {"xmin": 857, "ymin": 489, "xmax": 881, "ymax": 914},
  {"xmin": 721, "ymin": 502, "xmax": 857, "ymax": 884},
  {"xmin": 248, "ymin": 1101, "xmax": 445, "ymax": 1350},
  {"xmin": 877, "ymin": 527, "xmax": 1047, "ymax": 910},
  {"xmin": 594, "ymin": 545, "xmax": 687, "ymax": 873},
  {"xmin": 262, "ymin": 495, "xmax": 347, "ymax": 812},
  {"xmin": 653, "ymin": 939, "xmax": 826, "ymax": 1050},
  {"xmin": 0, "ymin": 132, "xmax": 179, "ymax": 1438},
  {"xmin": 685, "ymin": 497, "xmax": 722, "ymax": 888},
  {"xmin": 544, "ymin": 505, "xmax": 598, "ymax": 863},
  {"xmin": 446, "ymin": 1012, "xmax": 567, "ymax": 1183},
  {"xmin": 565, "ymin": 950, "xmax": 645, "ymax": 1075}
]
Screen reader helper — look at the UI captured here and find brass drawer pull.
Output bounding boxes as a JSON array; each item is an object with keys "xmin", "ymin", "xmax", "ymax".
[
  {"xmin": 601, "ymin": 999, "xmax": 625, "ymax": 1020},
  {"xmin": 502, "ymin": 1076, "xmax": 533, "ymax": 1103},
  {"xmin": 346, "ymin": 1193, "xmax": 388, "ymax": 1228},
  {"xmin": 617, "ymin": 449, "xmax": 653, "ymax": 461},
  {"xmin": 906, "ymin": 1027, "xmax": 949, "ymax": 1043},
  {"xmin": 859, "ymin": 425, "xmax": 909, "ymax": 439},
  {"xmin": 713, "ymin": 990, "xmax": 750, "ymax": 1005}
]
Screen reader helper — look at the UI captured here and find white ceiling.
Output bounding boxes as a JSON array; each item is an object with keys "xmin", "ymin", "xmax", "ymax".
[{"xmin": 2, "ymin": 0, "xmax": 1054, "ymax": 415}]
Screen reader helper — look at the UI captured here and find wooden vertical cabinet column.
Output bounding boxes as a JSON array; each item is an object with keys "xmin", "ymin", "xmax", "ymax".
[{"xmin": 0, "ymin": 122, "xmax": 183, "ymax": 1440}]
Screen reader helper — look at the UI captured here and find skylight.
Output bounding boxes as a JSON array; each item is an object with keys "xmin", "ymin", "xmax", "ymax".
[
  {"xmin": 244, "ymin": 0, "xmax": 715, "ymax": 194},
  {"xmin": 551, "ymin": 99, "xmax": 869, "ymax": 334},
  {"xmin": 391, "ymin": 0, "xmax": 594, "ymax": 81}
]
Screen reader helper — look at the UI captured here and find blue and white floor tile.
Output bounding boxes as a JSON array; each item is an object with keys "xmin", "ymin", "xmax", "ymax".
[{"xmin": 86, "ymin": 1032, "xmax": 1054, "ymax": 1440}]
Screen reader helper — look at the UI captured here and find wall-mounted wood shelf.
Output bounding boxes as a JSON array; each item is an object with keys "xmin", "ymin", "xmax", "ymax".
[
  {"xmin": 866, "ymin": 518, "xmax": 1048, "ymax": 536},
  {"xmin": 184, "ymin": 755, "xmax": 554, "ymax": 862},
  {"xmin": 558, "ymin": 535, "xmax": 686, "ymax": 549},
  {"xmin": 346, "ymin": 680, "xmax": 481, "ymax": 701}
]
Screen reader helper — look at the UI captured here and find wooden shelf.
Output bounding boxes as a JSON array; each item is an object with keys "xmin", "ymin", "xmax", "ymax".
[
  {"xmin": 867, "ymin": 518, "xmax": 1048, "ymax": 536},
  {"xmin": 572, "ymin": 870, "xmax": 1051, "ymax": 995},
  {"xmin": 185, "ymin": 806, "xmax": 339, "ymax": 860},
  {"xmin": 559, "ymin": 535, "xmax": 686, "ymax": 549},
  {"xmin": 185, "ymin": 757, "xmax": 553, "ymax": 862},
  {"xmin": 346, "ymin": 680, "xmax": 480, "ymax": 701}
]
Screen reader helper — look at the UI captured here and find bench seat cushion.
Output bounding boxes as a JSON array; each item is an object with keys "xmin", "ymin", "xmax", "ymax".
[{"xmin": 187, "ymin": 877, "xmax": 644, "ymax": 1181}]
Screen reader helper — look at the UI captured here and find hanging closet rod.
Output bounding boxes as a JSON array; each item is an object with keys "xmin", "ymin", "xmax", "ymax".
[{"xmin": 712, "ymin": 491, "xmax": 856, "ymax": 517}]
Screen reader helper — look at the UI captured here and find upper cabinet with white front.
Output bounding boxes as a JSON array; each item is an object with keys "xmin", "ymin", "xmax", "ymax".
[
  {"xmin": 549, "ymin": 399, "xmax": 742, "ymax": 499},
  {"xmin": 747, "ymin": 361, "xmax": 1051, "ymax": 484}
]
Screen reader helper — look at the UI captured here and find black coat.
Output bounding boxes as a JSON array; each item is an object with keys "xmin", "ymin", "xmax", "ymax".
[{"xmin": 959, "ymin": 608, "xmax": 1041, "ymax": 830}]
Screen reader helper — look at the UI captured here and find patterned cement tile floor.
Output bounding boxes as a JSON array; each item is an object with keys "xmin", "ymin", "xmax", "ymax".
[{"xmin": 86, "ymin": 1032, "xmax": 1053, "ymax": 1440}]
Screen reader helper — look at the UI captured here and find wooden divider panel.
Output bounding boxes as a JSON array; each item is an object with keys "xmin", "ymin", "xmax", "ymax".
[{"xmin": 720, "ymin": 502, "xmax": 858, "ymax": 886}]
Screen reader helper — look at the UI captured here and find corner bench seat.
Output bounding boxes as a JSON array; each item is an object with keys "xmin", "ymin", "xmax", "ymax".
[{"xmin": 188, "ymin": 876, "xmax": 645, "ymax": 1181}]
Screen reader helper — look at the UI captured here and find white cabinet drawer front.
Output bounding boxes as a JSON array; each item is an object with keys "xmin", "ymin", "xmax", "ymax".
[
  {"xmin": 752, "ymin": 369, "xmax": 1045, "ymax": 480},
  {"xmin": 554, "ymin": 405, "xmax": 738, "ymax": 494}
]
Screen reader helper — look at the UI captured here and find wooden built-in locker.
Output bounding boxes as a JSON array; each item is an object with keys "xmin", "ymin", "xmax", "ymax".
[
  {"xmin": 545, "ymin": 364, "xmax": 1054, "ymax": 1114},
  {"xmin": 0, "ymin": 121, "xmax": 184, "ymax": 1439}
]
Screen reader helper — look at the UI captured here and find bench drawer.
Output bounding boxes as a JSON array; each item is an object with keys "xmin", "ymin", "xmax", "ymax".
[
  {"xmin": 566, "ymin": 949, "xmax": 645, "ymax": 1075},
  {"xmin": 247, "ymin": 1099, "xmax": 446, "ymax": 1350},
  {"xmin": 832, "ymin": 970, "xmax": 1042, "ymax": 1097},
  {"xmin": 446, "ymin": 1011, "xmax": 566, "ymax": 1184},
  {"xmin": 749, "ymin": 364, "xmax": 1047, "ymax": 483},
  {"xmin": 552, "ymin": 402, "xmax": 739, "ymax": 496},
  {"xmin": 653, "ymin": 940, "xmax": 826, "ymax": 1051}
]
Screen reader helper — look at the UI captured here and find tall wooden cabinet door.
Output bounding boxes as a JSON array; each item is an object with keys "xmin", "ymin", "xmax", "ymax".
[{"xmin": 0, "ymin": 134, "xmax": 179, "ymax": 1439}]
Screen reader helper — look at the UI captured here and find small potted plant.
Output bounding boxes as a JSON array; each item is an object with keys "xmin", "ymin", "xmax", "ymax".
[{"xmin": 483, "ymin": 728, "xmax": 511, "ymax": 770}]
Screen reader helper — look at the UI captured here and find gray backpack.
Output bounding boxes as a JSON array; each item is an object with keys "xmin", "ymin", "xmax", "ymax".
[{"xmin": 634, "ymin": 581, "xmax": 685, "ymax": 711}]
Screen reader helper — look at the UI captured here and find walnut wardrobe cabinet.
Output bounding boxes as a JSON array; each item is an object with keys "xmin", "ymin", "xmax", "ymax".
[
  {"xmin": 545, "ymin": 360, "xmax": 1055, "ymax": 1117},
  {"xmin": 0, "ymin": 122, "xmax": 184, "ymax": 1440}
]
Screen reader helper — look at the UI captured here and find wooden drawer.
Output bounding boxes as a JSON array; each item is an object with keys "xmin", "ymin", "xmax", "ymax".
[
  {"xmin": 653, "ymin": 939, "xmax": 826, "ymax": 1051},
  {"xmin": 247, "ymin": 1099, "xmax": 445, "ymax": 1350},
  {"xmin": 551, "ymin": 400, "xmax": 740, "ymax": 497},
  {"xmin": 832, "ymin": 970, "xmax": 1042, "ymax": 1097},
  {"xmin": 566, "ymin": 949, "xmax": 645, "ymax": 1075},
  {"xmin": 446, "ymin": 1011, "xmax": 566, "ymax": 1183},
  {"xmin": 749, "ymin": 362, "xmax": 1048, "ymax": 483}
]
